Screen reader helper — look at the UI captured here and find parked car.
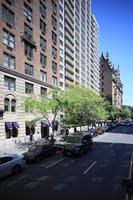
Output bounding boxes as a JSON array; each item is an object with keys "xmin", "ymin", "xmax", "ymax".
[
  {"xmin": 23, "ymin": 143, "xmax": 57, "ymax": 163},
  {"xmin": 54, "ymin": 135, "xmax": 69, "ymax": 150},
  {"xmin": 62, "ymin": 133, "xmax": 93, "ymax": 156},
  {"xmin": 0, "ymin": 154, "xmax": 25, "ymax": 179},
  {"xmin": 96, "ymin": 127, "xmax": 104, "ymax": 135}
]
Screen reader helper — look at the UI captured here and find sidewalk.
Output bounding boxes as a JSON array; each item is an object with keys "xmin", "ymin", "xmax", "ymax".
[{"xmin": 0, "ymin": 133, "xmax": 62, "ymax": 156}]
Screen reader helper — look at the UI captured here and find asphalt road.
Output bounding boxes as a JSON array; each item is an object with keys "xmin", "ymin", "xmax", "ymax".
[{"xmin": 0, "ymin": 125, "xmax": 133, "ymax": 200}]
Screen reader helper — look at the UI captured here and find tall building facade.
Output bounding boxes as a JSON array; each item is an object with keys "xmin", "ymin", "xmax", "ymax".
[
  {"xmin": 100, "ymin": 53, "xmax": 123, "ymax": 109},
  {"xmin": 0, "ymin": 0, "xmax": 60, "ymax": 140},
  {"xmin": 0, "ymin": 0, "xmax": 100, "ymax": 140},
  {"xmin": 59, "ymin": 0, "xmax": 100, "ymax": 92},
  {"xmin": 90, "ymin": 14, "xmax": 99, "ymax": 93}
]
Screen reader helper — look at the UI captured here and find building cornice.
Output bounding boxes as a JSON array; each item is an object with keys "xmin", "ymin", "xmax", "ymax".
[{"xmin": 0, "ymin": 65, "xmax": 54, "ymax": 89}]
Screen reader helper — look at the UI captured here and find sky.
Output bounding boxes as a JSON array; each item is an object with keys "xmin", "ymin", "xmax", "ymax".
[{"xmin": 91, "ymin": 0, "xmax": 133, "ymax": 106}]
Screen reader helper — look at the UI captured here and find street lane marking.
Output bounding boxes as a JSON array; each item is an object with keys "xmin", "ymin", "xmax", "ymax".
[
  {"xmin": 46, "ymin": 158, "xmax": 65, "ymax": 169},
  {"xmin": 36, "ymin": 176, "xmax": 50, "ymax": 181},
  {"xmin": 18, "ymin": 174, "xmax": 29, "ymax": 180},
  {"xmin": 64, "ymin": 176, "xmax": 78, "ymax": 182},
  {"xmin": 6, "ymin": 181, "xmax": 17, "ymax": 188},
  {"xmin": 83, "ymin": 161, "xmax": 96, "ymax": 175},
  {"xmin": 25, "ymin": 181, "xmax": 40, "ymax": 189},
  {"xmin": 53, "ymin": 183, "xmax": 66, "ymax": 191}
]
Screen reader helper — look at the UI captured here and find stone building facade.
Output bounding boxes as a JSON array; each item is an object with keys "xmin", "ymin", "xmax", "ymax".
[
  {"xmin": 0, "ymin": 0, "xmax": 60, "ymax": 140},
  {"xmin": 100, "ymin": 53, "xmax": 123, "ymax": 110}
]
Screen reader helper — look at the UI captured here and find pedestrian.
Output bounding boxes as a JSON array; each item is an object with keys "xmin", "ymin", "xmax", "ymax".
[{"xmin": 30, "ymin": 129, "xmax": 33, "ymax": 143}]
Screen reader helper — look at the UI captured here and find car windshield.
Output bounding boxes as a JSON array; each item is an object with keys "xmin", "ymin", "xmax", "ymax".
[
  {"xmin": 29, "ymin": 145, "xmax": 40, "ymax": 152},
  {"xmin": 66, "ymin": 136, "xmax": 81, "ymax": 143}
]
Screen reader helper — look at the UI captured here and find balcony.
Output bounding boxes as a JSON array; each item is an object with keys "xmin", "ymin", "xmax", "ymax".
[
  {"xmin": 20, "ymin": 33, "xmax": 37, "ymax": 48},
  {"xmin": 65, "ymin": 65, "xmax": 74, "ymax": 74},
  {"xmin": 65, "ymin": 48, "xmax": 74, "ymax": 60}
]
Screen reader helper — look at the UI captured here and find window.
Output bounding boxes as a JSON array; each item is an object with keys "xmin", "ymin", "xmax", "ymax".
[
  {"xmin": 51, "ymin": 1, "xmax": 57, "ymax": 15},
  {"xmin": 2, "ymin": 5, "xmax": 14, "ymax": 26},
  {"xmin": 52, "ymin": 46, "xmax": 57, "ymax": 59},
  {"xmin": 25, "ymin": 63, "xmax": 33, "ymax": 76},
  {"xmin": 24, "ymin": 24, "xmax": 33, "ymax": 39},
  {"xmin": 40, "ymin": 19, "xmax": 46, "ymax": 34},
  {"xmin": 3, "ymin": 30, "xmax": 15, "ymax": 48},
  {"xmin": 60, "ymin": 14, "xmax": 63, "ymax": 21},
  {"xmin": 4, "ymin": 98, "xmax": 9, "ymax": 112},
  {"xmin": 40, "ymin": 54, "xmax": 47, "ymax": 67},
  {"xmin": 24, "ymin": 43, "xmax": 33, "ymax": 58},
  {"xmin": 52, "ymin": 61, "xmax": 57, "ymax": 74},
  {"xmin": 25, "ymin": 82, "xmax": 33, "ymax": 94},
  {"xmin": 52, "ymin": 76, "xmax": 57, "ymax": 86},
  {"xmin": 11, "ymin": 99, "xmax": 16, "ymax": 112},
  {"xmin": 40, "ymin": 37, "xmax": 46, "ymax": 51},
  {"xmin": 24, "ymin": 3, "xmax": 32, "ymax": 21},
  {"xmin": 60, "ymin": 5, "xmax": 63, "ymax": 12},
  {"xmin": 40, "ymin": 71, "xmax": 47, "ymax": 82},
  {"xmin": 52, "ymin": 31, "xmax": 57, "ymax": 44},
  {"xmin": 4, "ymin": 76, "xmax": 15, "ymax": 91},
  {"xmin": 40, "ymin": 1, "xmax": 46, "ymax": 18},
  {"xmin": 41, "ymin": 87, "xmax": 47, "ymax": 95},
  {"xmin": 3, "ymin": 52, "xmax": 15, "ymax": 70},
  {"xmin": 5, "ymin": 0, "xmax": 14, "ymax": 5},
  {"xmin": 52, "ymin": 16, "xmax": 57, "ymax": 30}
]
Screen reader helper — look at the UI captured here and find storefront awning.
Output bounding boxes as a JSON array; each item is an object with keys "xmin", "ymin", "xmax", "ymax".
[
  {"xmin": 5, "ymin": 122, "xmax": 12, "ymax": 129},
  {"xmin": 12, "ymin": 122, "xmax": 19, "ymax": 128},
  {"xmin": 41, "ymin": 120, "xmax": 51, "ymax": 127}
]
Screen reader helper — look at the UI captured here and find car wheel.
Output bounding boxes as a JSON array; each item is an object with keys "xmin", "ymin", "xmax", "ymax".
[
  {"xmin": 12, "ymin": 165, "xmax": 21, "ymax": 175},
  {"xmin": 35, "ymin": 157, "xmax": 40, "ymax": 163},
  {"xmin": 79, "ymin": 149, "xmax": 84, "ymax": 156}
]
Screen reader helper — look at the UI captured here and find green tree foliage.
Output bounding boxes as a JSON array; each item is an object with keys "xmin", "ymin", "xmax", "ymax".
[
  {"xmin": 60, "ymin": 85, "xmax": 108, "ymax": 128},
  {"xmin": 122, "ymin": 105, "xmax": 133, "ymax": 119}
]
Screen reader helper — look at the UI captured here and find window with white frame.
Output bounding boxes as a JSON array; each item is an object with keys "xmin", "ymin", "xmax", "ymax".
[
  {"xmin": 52, "ymin": 31, "xmax": 57, "ymax": 45},
  {"xmin": 52, "ymin": 76, "xmax": 57, "ymax": 86},
  {"xmin": 40, "ymin": 1, "xmax": 46, "ymax": 18},
  {"xmin": 51, "ymin": 1, "xmax": 57, "ymax": 15},
  {"xmin": 2, "ymin": 5, "xmax": 14, "ymax": 26},
  {"xmin": 52, "ymin": 16, "xmax": 57, "ymax": 30},
  {"xmin": 4, "ymin": 76, "xmax": 16, "ymax": 91},
  {"xmin": 40, "ymin": 19, "xmax": 46, "ymax": 34},
  {"xmin": 24, "ymin": 3, "xmax": 32, "ymax": 21},
  {"xmin": 25, "ymin": 63, "xmax": 33, "ymax": 76},
  {"xmin": 52, "ymin": 46, "xmax": 57, "ymax": 59},
  {"xmin": 25, "ymin": 82, "xmax": 33, "ymax": 94},
  {"xmin": 24, "ymin": 43, "xmax": 33, "ymax": 58},
  {"xmin": 24, "ymin": 23, "xmax": 33, "ymax": 39},
  {"xmin": 11, "ymin": 99, "xmax": 16, "ymax": 112},
  {"xmin": 4, "ymin": 98, "xmax": 10, "ymax": 112},
  {"xmin": 3, "ymin": 29, "xmax": 15, "ymax": 48},
  {"xmin": 40, "ymin": 71, "xmax": 47, "ymax": 82},
  {"xmin": 52, "ymin": 61, "xmax": 57, "ymax": 74},
  {"xmin": 3, "ymin": 52, "xmax": 15, "ymax": 70},
  {"xmin": 40, "ymin": 36, "xmax": 46, "ymax": 51},
  {"xmin": 40, "ymin": 53, "xmax": 47, "ymax": 67}
]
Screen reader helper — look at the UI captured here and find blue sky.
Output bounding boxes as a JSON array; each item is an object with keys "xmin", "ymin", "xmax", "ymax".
[{"xmin": 91, "ymin": 0, "xmax": 133, "ymax": 106}]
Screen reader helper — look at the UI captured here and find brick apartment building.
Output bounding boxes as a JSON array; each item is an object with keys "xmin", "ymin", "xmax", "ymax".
[
  {"xmin": 100, "ymin": 53, "xmax": 123, "ymax": 110},
  {"xmin": 0, "ymin": 0, "xmax": 60, "ymax": 140}
]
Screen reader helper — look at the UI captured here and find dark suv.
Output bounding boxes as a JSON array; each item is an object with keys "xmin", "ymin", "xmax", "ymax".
[{"xmin": 62, "ymin": 133, "xmax": 93, "ymax": 156}]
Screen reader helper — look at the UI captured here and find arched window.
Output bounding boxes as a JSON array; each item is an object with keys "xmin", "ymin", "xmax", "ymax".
[
  {"xmin": 11, "ymin": 99, "xmax": 16, "ymax": 112},
  {"xmin": 4, "ymin": 98, "xmax": 9, "ymax": 112}
]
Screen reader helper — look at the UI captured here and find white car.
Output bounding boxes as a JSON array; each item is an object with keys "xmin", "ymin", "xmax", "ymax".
[{"xmin": 0, "ymin": 154, "xmax": 26, "ymax": 179}]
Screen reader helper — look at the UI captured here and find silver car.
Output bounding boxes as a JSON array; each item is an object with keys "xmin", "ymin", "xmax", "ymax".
[{"xmin": 0, "ymin": 154, "xmax": 26, "ymax": 179}]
